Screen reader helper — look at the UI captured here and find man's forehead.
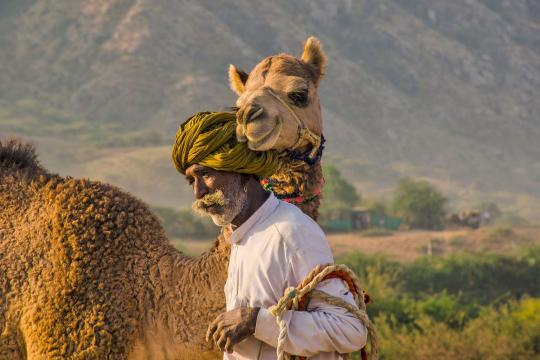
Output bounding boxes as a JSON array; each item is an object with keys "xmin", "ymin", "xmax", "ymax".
[
  {"xmin": 185, "ymin": 164, "xmax": 209, "ymax": 176},
  {"xmin": 185, "ymin": 164, "xmax": 244, "ymax": 179}
]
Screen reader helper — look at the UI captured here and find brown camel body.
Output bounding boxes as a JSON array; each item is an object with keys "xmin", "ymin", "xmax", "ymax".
[
  {"xmin": 0, "ymin": 140, "xmax": 228, "ymax": 359},
  {"xmin": 0, "ymin": 37, "xmax": 327, "ymax": 359}
]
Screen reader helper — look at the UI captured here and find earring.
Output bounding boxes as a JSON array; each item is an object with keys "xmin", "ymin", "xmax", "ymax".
[{"xmin": 243, "ymin": 184, "xmax": 248, "ymax": 193}]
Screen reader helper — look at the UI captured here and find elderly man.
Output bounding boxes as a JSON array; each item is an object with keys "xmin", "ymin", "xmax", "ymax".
[{"xmin": 172, "ymin": 112, "xmax": 367, "ymax": 359}]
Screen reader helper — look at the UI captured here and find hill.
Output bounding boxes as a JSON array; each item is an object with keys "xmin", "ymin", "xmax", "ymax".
[{"xmin": 1, "ymin": 0, "xmax": 539, "ymax": 218}]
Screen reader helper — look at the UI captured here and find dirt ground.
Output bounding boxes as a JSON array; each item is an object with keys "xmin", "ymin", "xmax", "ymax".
[
  {"xmin": 175, "ymin": 226, "xmax": 540, "ymax": 262},
  {"xmin": 327, "ymin": 225, "xmax": 540, "ymax": 261}
]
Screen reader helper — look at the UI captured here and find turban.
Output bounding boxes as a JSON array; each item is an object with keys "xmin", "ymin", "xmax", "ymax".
[{"xmin": 172, "ymin": 111, "xmax": 280, "ymax": 177}]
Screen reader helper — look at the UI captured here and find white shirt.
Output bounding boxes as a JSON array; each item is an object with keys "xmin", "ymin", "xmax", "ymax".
[{"xmin": 223, "ymin": 192, "xmax": 367, "ymax": 360}]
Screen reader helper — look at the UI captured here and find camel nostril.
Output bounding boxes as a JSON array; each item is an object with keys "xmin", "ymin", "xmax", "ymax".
[
  {"xmin": 236, "ymin": 125, "xmax": 247, "ymax": 142},
  {"xmin": 245, "ymin": 105, "xmax": 264, "ymax": 124},
  {"xmin": 236, "ymin": 109, "xmax": 244, "ymax": 125}
]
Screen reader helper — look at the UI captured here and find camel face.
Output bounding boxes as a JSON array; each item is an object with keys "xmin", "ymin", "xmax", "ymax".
[{"xmin": 229, "ymin": 37, "xmax": 326, "ymax": 152}]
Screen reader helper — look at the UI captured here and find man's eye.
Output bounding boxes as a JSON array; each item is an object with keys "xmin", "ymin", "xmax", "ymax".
[{"xmin": 288, "ymin": 90, "xmax": 309, "ymax": 107}]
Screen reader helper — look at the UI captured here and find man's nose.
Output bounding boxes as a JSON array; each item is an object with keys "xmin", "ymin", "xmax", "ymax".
[{"xmin": 194, "ymin": 179, "xmax": 209, "ymax": 200}]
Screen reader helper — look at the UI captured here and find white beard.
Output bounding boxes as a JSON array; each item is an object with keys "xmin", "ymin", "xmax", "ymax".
[
  {"xmin": 209, "ymin": 180, "xmax": 248, "ymax": 226},
  {"xmin": 192, "ymin": 176, "xmax": 248, "ymax": 226}
]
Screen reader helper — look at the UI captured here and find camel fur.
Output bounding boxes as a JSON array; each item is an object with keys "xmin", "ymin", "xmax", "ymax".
[{"xmin": 0, "ymin": 139, "xmax": 229, "ymax": 359}]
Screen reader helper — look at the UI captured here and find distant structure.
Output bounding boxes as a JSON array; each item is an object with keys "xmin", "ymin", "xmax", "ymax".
[
  {"xmin": 447, "ymin": 210, "xmax": 484, "ymax": 229},
  {"xmin": 322, "ymin": 208, "xmax": 403, "ymax": 232}
]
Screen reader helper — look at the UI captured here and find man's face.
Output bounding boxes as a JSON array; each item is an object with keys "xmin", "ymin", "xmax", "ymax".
[{"xmin": 185, "ymin": 164, "xmax": 249, "ymax": 226}]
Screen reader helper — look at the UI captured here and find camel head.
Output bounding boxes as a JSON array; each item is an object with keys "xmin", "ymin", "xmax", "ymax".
[{"xmin": 228, "ymin": 37, "xmax": 326, "ymax": 153}]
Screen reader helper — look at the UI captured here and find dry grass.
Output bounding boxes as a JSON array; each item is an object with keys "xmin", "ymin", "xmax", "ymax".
[
  {"xmin": 173, "ymin": 226, "xmax": 540, "ymax": 261},
  {"xmin": 328, "ymin": 225, "xmax": 540, "ymax": 262}
]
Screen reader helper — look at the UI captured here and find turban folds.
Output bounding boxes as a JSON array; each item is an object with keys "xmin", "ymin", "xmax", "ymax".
[{"xmin": 172, "ymin": 112, "xmax": 280, "ymax": 177}]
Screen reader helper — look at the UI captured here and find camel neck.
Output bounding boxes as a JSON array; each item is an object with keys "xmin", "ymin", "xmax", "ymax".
[
  {"xmin": 263, "ymin": 158, "xmax": 323, "ymax": 220},
  {"xmin": 151, "ymin": 234, "xmax": 230, "ymax": 353}
]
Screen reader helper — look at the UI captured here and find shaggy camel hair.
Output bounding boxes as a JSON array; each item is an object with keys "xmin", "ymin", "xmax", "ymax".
[
  {"xmin": 229, "ymin": 37, "xmax": 326, "ymax": 219},
  {"xmin": 0, "ymin": 139, "xmax": 230, "ymax": 359}
]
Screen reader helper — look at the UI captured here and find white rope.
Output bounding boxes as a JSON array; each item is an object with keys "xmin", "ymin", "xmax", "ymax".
[{"xmin": 267, "ymin": 264, "xmax": 378, "ymax": 360}]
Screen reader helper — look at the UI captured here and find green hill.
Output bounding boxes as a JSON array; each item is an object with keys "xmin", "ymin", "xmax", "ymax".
[{"xmin": 1, "ymin": 0, "xmax": 539, "ymax": 218}]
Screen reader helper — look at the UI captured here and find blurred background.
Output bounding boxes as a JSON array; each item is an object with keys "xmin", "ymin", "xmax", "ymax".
[{"xmin": 1, "ymin": 1, "xmax": 539, "ymax": 358}]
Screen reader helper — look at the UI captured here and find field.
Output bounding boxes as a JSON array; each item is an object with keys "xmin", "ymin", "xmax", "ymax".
[
  {"xmin": 173, "ymin": 225, "xmax": 540, "ymax": 260},
  {"xmin": 328, "ymin": 225, "xmax": 540, "ymax": 261}
]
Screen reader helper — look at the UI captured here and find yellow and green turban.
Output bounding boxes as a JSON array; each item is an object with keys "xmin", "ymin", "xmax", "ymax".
[{"xmin": 172, "ymin": 111, "xmax": 279, "ymax": 177}]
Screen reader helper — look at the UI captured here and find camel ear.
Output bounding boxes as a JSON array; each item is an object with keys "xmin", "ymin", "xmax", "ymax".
[
  {"xmin": 301, "ymin": 36, "xmax": 326, "ymax": 81},
  {"xmin": 228, "ymin": 64, "xmax": 249, "ymax": 95}
]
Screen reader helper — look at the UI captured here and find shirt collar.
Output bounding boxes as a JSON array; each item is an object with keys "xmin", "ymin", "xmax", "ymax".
[{"xmin": 229, "ymin": 192, "xmax": 279, "ymax": 244}]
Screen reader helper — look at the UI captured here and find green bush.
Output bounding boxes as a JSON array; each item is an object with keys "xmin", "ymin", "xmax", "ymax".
[
  {"xmin": 373, "ymin": 298, "xmax": 540, "ymax": 359},
  {"xmin": 399, "ymin": 250, "xmax": 540, "ymax": 304},
  {"xmin": 341, "ymin": 249, "xmax": 540, "ymax": 359},
  {"xmin": 338, "ymin": 247, "xmax": 540, "ymax": 321}
]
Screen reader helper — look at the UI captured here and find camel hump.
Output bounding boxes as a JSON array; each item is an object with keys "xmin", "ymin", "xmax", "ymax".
[{"xmin": 0, "ymin": 138, "xmax": 42, "ymax": 175}]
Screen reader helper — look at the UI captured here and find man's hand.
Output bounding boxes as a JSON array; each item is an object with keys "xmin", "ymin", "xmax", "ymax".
[{"xmin": 206, "ymin": 307, "xmax": 260, "ymax": 353}]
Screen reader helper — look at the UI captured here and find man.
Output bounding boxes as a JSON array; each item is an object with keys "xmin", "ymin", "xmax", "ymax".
[{"xmin": 172, "ymin": 112, "xmax": 367, "ymax": 359}]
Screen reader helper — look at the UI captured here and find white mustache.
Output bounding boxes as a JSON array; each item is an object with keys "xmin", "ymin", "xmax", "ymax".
[{"xmin": 192, "ymin": 190, "xmax": 226, "ymax": 214}]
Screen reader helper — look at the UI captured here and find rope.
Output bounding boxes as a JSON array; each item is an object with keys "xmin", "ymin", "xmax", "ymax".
[
  {"xmin": 266, "ymin": 89, "xmax": 322, "ymax": 160},
  {"xmin": 284, "ymin": 135, "xmax": 326, "ymax": 166},
  {"xmin": 266, "ymin": 264, "xmax": 378, "ymax": 360}
]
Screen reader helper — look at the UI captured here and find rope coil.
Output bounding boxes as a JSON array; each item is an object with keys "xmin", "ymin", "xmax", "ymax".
[{"xmin": 267, "ymin": 264, "xmax": 378, "ymax": 360}]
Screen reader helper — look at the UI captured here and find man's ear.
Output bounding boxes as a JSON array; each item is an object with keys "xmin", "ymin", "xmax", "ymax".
[
  {"xmin": 240, "ymin": 174, "xmax": 252, "ymax": 192},
  {"xmin": 300, "ymin": 37, "xmax": 326, "ymax": 83},
  {"xmin": 241, "ymin": 174, "xmax": 252, "ymax": 185},
  {"xmin": 228, "ymin": 64, "xmax": 249, "ymax": 95}
]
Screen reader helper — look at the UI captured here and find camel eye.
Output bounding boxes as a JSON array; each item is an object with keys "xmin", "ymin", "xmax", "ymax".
[{"xmin": 288, "ymin": 90, "xmax": 309, "ymax": 107}]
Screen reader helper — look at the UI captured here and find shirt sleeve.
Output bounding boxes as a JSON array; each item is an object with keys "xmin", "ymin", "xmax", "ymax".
[{"xmin": 253, "ymin": 225, "xmax": 368, "ymax": 356}]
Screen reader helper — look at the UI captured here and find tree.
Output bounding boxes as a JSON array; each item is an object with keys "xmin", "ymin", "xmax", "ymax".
[
  {"xmin": 362, "ymin": 196, "xmax": 389, "ymax": 216},
  {"xmin": 321, "ymin": 165, "xmax": 361, "ymax": 211},
  {"xmin": 392, "ymin": 178, "xmax": 447, "ymax": 230}
]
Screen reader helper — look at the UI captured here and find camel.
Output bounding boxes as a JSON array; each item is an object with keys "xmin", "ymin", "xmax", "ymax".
[
  {"xmin": 229, "ymin": 37, "xmax": 326, "ymax": 220},
  {"xmin": 0, "ymin": 139, "xmax": 230, "ymax": 359},
  {"xmin": 0, "ymin": 37, "xmax": 328, "ymax": 359}
]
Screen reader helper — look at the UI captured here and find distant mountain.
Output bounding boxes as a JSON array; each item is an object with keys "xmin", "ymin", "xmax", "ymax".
[{"xmin": 1, "ymin": 0, "xmax": 539, "ymax": 219}]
